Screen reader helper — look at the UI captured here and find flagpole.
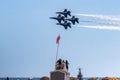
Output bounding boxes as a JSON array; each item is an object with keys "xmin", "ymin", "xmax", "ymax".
[
  {"xmin": 56, "ymin": 43, "xmax": 59, "ymax": 62},
  {"xmin": 55, "ymin": 35, "xmax": 60, "ymax": 69}
]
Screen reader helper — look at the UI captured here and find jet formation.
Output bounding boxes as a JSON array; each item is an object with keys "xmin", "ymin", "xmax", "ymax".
[{"xmin": 50, "ymin": 9, "xmax": 79, "ymax": 29}]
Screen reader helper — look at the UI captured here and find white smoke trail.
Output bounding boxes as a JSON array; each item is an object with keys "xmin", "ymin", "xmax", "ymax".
[
  {"xmin": 94, "ymin": 21, "xmax": 120, "ymax": 26},
  {"xmin": 75, "ymin": 14, "xmax": 120, "ymax": 21},
  {"xmin": 77, "ymin": 25, "xmax": 120, "ymax": 31},
  {"xmin": 79, "ymin": 20, "xmax": 120, "ymax": 26}
]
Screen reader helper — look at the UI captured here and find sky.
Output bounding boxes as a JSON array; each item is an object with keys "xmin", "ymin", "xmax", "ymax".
[{"xmin": 1, "ymin": 0, "xmax": 120, "ymax": 78}]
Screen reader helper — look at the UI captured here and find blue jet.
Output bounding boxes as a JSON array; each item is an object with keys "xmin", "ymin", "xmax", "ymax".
[
  {"xmin": 56, "ymin": 9, "xmax": 71, "ymax": 18},
  {"xmin": 65, "ymin": 16, "xmax": 79, "ymax": 25},
  {"xmin": 50, "ymin": 14, "xmax": 65, "ymax": 23},
  {"xmin": 56, "ymin": 21, "xmax": 71, "ymax": 29}
]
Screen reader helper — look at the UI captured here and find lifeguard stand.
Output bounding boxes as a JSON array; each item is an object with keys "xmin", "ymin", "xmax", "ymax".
[{"xmin": 50, "ymin": 59, "xmax": 70, "ymax": 80}]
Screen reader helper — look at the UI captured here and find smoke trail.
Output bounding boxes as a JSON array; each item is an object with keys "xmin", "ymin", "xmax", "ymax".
[
  {"xmin": 79, "ymin": 20, "xmax": 120, "ymax": 26},
  {"xmin": 94, "ymin": 21, "xmax": 120, "ymax": 26},
  {"xmin": 77, "ymin": 25, "xmax": 120, "ymax": 31},
  {"xmin": 75, "ymin": 14, "xmax": 120, "ymax": 21}
]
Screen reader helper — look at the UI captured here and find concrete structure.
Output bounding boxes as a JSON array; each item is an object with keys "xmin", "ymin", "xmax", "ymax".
[{"xmin": 50, "ymin": 59, "xmax": 70, "ymax": 80}]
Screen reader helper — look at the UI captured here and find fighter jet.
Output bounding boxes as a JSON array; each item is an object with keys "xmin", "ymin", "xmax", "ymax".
[
  {"xmin": 56, "ymin": 21, "xmax": 71, "ymax": 29},
  {"xmin": 65, "ymin": 16, "xmax": 79, "ymax": 25},
  {"xmin": 56, "ymin": 9, "xmax": 71, "ymax": 18},
  {"xmin": 50, "ymin": 14, "xmax": 65, "ymax": 23}
]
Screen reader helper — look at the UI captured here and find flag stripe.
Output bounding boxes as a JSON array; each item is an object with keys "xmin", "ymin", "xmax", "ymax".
[{"xmin": 56, "ymin": 35, "xmax": 60, "ymax": 44}]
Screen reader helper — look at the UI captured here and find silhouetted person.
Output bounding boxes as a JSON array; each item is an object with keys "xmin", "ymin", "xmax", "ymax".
[
  {"xmin": 6, "ymin": 77, "xmax": 9, "ymax": 80},
  {"xmin": 77, "ymin": 68, "xmax": 83, "ymax": 80},
  {"xmin": 57, "ymin": 58, "xmax": 62, "ymax": 65},
  {"xmin": 62, "ymin": 60, "xmax": 64, "ymax": 63},
  {"xmin": 65, "ymin": 60, "xmax": 69, "ymax": 70},
  {"xmin": 28, "ymin": 78, "xmax": 32, "ymax": 80}
]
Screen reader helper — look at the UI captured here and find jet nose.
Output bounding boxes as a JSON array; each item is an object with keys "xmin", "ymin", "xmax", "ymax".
[
  {"xmin": 56, "ymin": 23, "xmax": 59, "ymax": 25},
  {"xmin": 50, "ymin": 17, "xmax": 53, "ymax": 19}
]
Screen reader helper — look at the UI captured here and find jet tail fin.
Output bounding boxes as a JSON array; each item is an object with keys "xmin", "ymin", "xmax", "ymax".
[
  {"xmin": 75, "ymin": 18, "xmax": 79, "ymax": 23},
  {"xmin": 68, "ymin": 23, "xmax": 71, "ymax": 28},
  {"xmin": 61, "ymin": 16, "xmax": 65, "ymax": 21},
  {"xmin": 67, "ymin": 11, "xmax": 71, "ymax": 16},
  {"xmin": 64, "ymin": 26, "xmax": 68, "ymax": 29}
]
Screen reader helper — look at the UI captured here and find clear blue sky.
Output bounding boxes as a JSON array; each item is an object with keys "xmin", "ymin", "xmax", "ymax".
[{"xmin": 0, "ymin": 0, "xmax": 120, "ymax": 78}]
